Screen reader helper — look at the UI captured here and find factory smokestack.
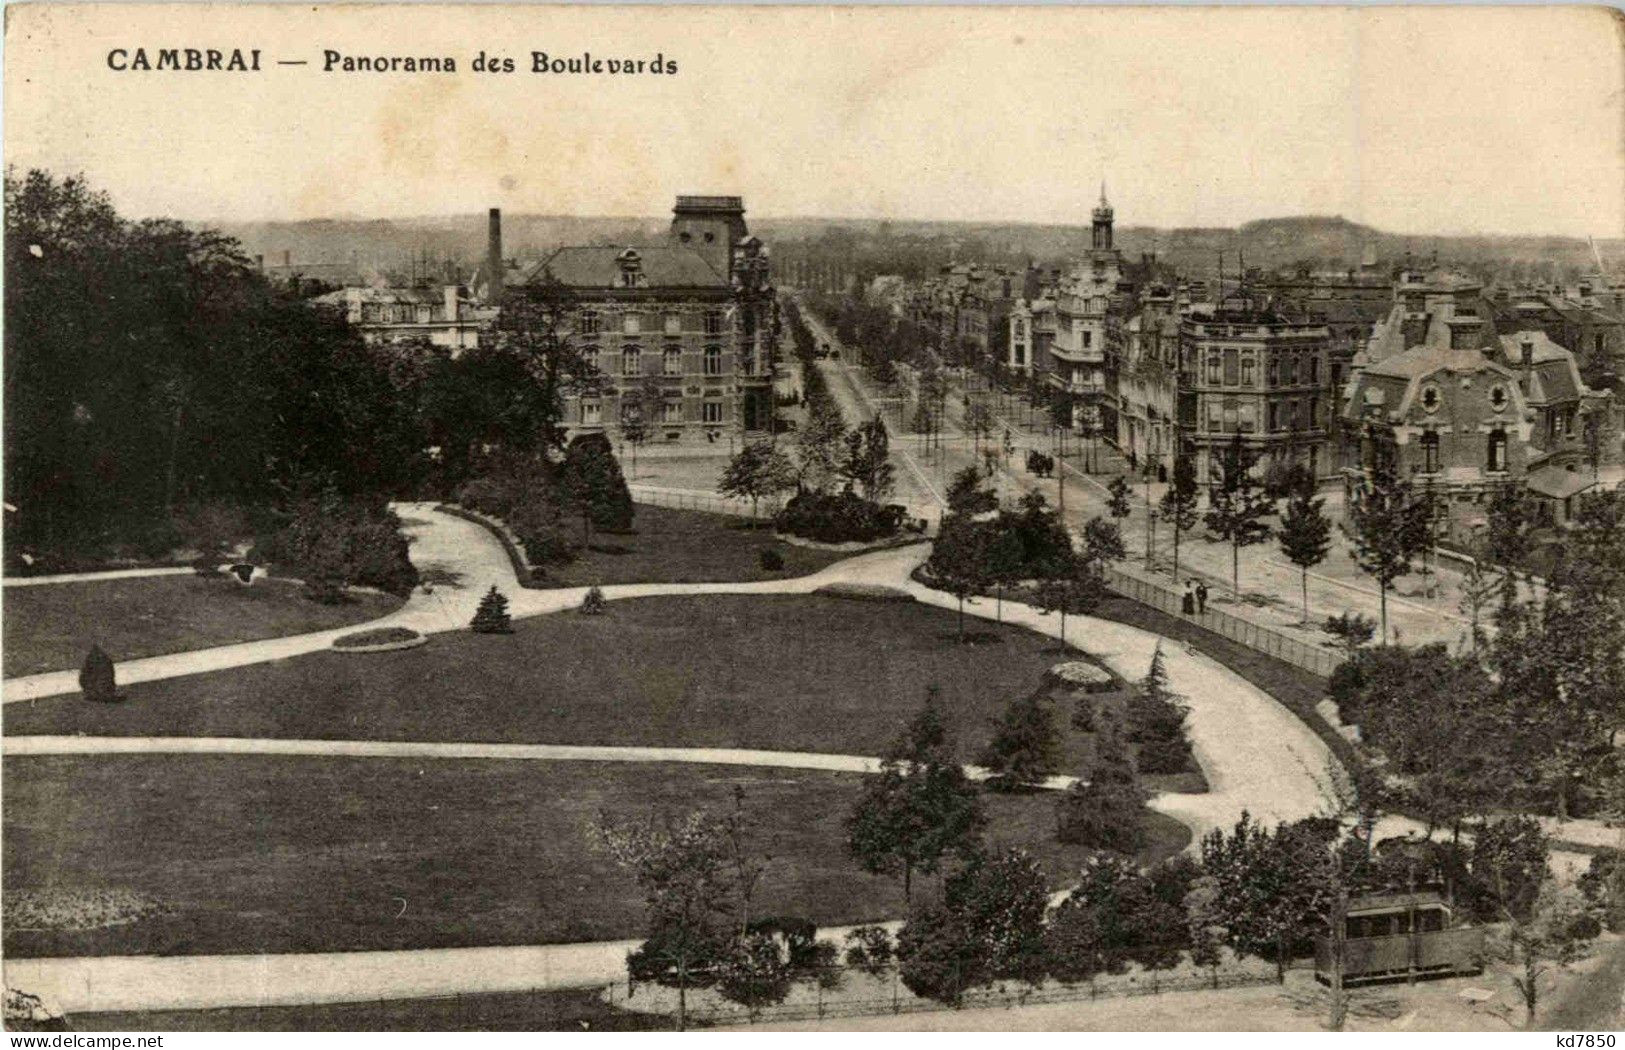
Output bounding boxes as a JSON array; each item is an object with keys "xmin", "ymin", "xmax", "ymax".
[{"xmin": 487, "ymin": 208, "xmax": 504, "ymax": 302}]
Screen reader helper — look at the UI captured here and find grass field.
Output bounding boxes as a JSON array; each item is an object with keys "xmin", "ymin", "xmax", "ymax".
[
  {"xmin": 3, "ymin": 755, "xmax": 1188, "ymax": 959},
  {"xmin": 63, "ymin": 988, "xmax": 673, "ymax": 1032},
  {"xmin": 4, "ymin": 594, "xmax": 1083, "ymax": 769},
  {"xmin": 2, "ymin": 577, "xmax": 404, "ymax": 678},
  {"xmin": 539, "ymin": 504, "xmax": 854, "ymax": 587}
]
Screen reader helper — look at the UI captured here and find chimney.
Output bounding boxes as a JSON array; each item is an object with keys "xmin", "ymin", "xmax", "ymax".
[
  {"xmin": 1520, "ymin": 336, "xmax": 1535, "ymax": 383},
  {"xmin": 283, "ymin": 250, "xmax": 291, "ymax": 268},
  {"xmin": 487, "ymin": 208, "xmax": 504, "ymax": 302},
  {"xmin": 444, "ymin": 284, "xmax": 459, "ymax": 322}
]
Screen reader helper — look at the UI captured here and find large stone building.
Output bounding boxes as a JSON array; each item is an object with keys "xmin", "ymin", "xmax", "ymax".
[
  {"xmin": 1114, "ymin": 285, "xmax": 1180, "ymax": 479},
  {"xmin": 1341, "ymin": 277, "xmax": 1618, "ymax": 536},
  {"xmin": 1006, "ymin": 191, "xmax": 1132, "ymax": 437},
  {"xmin": 1176, "ymin": 295, "xmax": 1333, "ymax": 484},
  {"xmin": 508, "ymin": 196, "xmax": 778, "ymax": 443}
]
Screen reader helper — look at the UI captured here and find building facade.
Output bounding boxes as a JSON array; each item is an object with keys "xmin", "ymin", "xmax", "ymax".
[
  {"xmin": 314, "ymin": 284, "xmax": 489, "ymax": 351},
  {"xmin": 508, "ymin": 195, "xmax": 778, "ymax": 444},
  {"xmin": 1176, "ymin": 298, "xmax": 1332, "ymax": 484}
]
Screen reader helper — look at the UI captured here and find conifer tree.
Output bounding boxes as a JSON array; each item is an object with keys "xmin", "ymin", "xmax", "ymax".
[
  {"xmin": 1348, "ymin": 465, "xmax": 1425, "ymax": 643},
  {"xmin": 79, "ymin": 644, "xmax": 118, "ymax": 703},
  {"xmin": 470, "ymin": 585, "xmax": 514, "ymax": 633},
  {"xmin": 1056, "ymin": 721, "xmax": 1146, "ymax": 852},
  {"xmin": 1278, "ymin": 486, "xmax": 1332, "ymax": 623},
  {"xmin": 1204, "ymin": 436, "xmax": 1276, "ymax": 597},
  {"xmin": 978, "ymin": 692, "xmax": 1062, "ymax": 792},
  {"xmin": 1124, "ymin": 644, "xmax": 1192, "ymax": 774}
]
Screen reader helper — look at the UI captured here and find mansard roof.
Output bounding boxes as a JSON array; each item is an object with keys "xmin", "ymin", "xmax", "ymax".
[{"xmin": 523, "ymin": 246, "xmax": 727, "ymax": 290}]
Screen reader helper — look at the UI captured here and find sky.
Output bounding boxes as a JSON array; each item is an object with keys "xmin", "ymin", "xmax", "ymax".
[{"xmin": 5, "ymin": 4, "xmax": 1623, "ymax": 238}]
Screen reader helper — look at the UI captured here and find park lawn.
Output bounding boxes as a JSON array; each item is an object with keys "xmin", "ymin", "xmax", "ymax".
[
  {"xmin": 64, "ymin": 988, "xmax": 674, "ymax": 1032},
  {"xmin": 539, "ymin": 504, "xmax": 855, "ymax": 588},
  {"xmin": 4, "ymin": 594, "xmax": 1086, "ymax": 770},
  {"xmin": 2, "ymin": 576, "xmax": 404, "ymax": 678},
  {"xmin": 2, "ymin": 755, "xmax": 1188, "ymax": 959}
]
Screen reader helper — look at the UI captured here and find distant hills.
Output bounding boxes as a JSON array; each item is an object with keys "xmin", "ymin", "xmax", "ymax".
[{"xmin": 209, "ymin": 211, "xmax": 1623, "ymax": 285}]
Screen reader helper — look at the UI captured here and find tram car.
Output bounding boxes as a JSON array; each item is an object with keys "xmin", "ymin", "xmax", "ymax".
[{"xmin": 1315, "ymin": 890, "xmax": 1485, "ymax": 986}]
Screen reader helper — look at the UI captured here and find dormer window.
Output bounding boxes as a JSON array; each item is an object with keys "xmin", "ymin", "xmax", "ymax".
[
  {"xmin": 1420, "ymin": 384, "xmax": 1441, "ymax": 414},
  {"xmin": 1488, "ymin": 384, "xmax": 1509, "ymax": 412},
  {"xmin": 616, "ymin": 248, "xmax": 645, "ymax": 288}
]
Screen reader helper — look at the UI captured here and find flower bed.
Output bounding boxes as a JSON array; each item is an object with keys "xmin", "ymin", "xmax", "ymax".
[
  {"xmin": 1045, "ymin": 660, "xmax": 1119, "ymax": 694},
  {"xmin": 3, "ymin": 889, "xmax": 167, "ymax": 932},
  {"xmin": 331, "ymin": 626, "xmax": 426, "ymax": 653}
]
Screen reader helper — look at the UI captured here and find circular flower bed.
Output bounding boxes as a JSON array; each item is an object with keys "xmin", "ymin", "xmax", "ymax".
[
  {"xmin": 332, "ymin": 626, "xmax": 426, "ymax": 653},
  {"xmin": 1045, "ymin": 660, "xmax": 1118, "ymax": 693}
]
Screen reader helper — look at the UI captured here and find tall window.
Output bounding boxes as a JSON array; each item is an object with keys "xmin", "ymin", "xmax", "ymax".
[
  {"xmin": 1309, "ymin": 355, "xmax": 1320, "ymax": 385},
  {"xmin": 664, "ymin": 313, "xmax": 682, "ymax": 336},
  {"xmin": 1238, "ymin": 403, "xmax": 1256, "ymax": 433},
  {"xmin": 1422, "ymin": 430, "xmax": 1440, "ymax": 473},
  {"xmin": 703, "ymin": 310, "xmax": 725, "ymax": 335},
  {"xmin": 662, "ymin": 401, "xmax": 683, "ymax": 424},
  {"xmin": 1223, "ymin": 350, "xmax": 1239, "ymax": 386},
  {"xmin": 582, "ymin": 400, "xmax": 601, "ymax": 425},
  {"xmin": 663, "ymin": 347, "xmax": 682, "ymax": 376},
  {"xmin": 1488, "ymin": 428, "xmax": 1508, "ymax": 472},
  {"xmin": 1308, "ymin": 397, "xmax": 1320, "ymax": 429},
  {"xmin": 1268, "ymin": 401, "xmax": 1280, "ymax": 432},
  {"xmin": 702, "ymin": 400, "xmax": 724, "ymax": 424},
  {"xmin": 1206, "ymin": 354, "xmax": 1222, "ymax": 385},
  {"xmin": 582, "ymin": 345, "xmax": 602, "ymax": 375},
  {"xmin": 1268, "ymin": 357, "xmax": 1279, "ymax": 386},
  {"xmin": 1282, "ymin": 355, "xmax": 1297, "ymax": 385},
  {"xmin": 703, "ymin": 345, "xmax": 724, "ymax": 376},
  {"xmin": 622, "ymin": 346, "xmax": 642, "ymax": 376},
  {"xmin": 622, "ymin": 313, "xmax": 641, "ymax": 336},
  {"xmin": 578, "ymin": 309, "xmax": 600, "ymax": 335},
  {"xmin": 1240, "ymin": 353, "xmax": 1256, "ymax": 386}
]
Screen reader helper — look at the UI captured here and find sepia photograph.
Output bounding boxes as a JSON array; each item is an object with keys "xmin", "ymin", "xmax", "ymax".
[{"xmin": 2, "ymin": 1, "xmax": 1624, "ymax": 1036}]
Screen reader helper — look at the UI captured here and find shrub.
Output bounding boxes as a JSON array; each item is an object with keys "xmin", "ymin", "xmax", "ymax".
[
  {"xmin": 813, "ymin": 582, "xmax": 914, "ymax": 602},
  {"xmin": 470, "ymin": 586, "xmax": 514, "ymax": 634},
  {"xmin": 843, "ymin": 926, "xmax": 895, "ymax": 976},
  {"xmin": 580, "ymin": 585, "xmax": 608, "ymax": 615},
  {"xmin": 257, "ymin": 489, "xmax": 419, "ymax": 599},
  {"xmin": 758, "ymin": 547, "xmax": 785, "ymax": 572},
  {"xmin": 775, "ymin": 489, "xmax": 900, "ymax": 544},
  {"xmin": 715, "ymin": 933, "xmax": 794, "ymax": 1015},
  {"xmin": 1135, "ymin": 734, "xmax": 1194, "ymax": 775},
  {"xmin": 1579, "ymin": 851, "xmax": 1625, "ymax": 933},
  {"xmin": 79, "ymin": 645, "xmax": 118, "ymax": 703}
]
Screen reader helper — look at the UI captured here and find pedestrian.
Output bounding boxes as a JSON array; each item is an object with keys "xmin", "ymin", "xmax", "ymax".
[
  {"xmin": 1195, "ymin": 580, "xmax": 1209, "ymax": 615},
  {"xmin": 1182, "ymin": 580, "xmax": 1195, "ymax": 616}
]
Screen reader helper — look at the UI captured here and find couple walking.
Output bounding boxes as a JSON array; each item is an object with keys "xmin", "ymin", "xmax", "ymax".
[{"xmin": 1182, "ymin": 579, "xmax": 1208, "ymax": 616}]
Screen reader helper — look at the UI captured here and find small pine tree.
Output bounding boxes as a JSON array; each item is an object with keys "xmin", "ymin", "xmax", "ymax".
[
  {"xmin": 977, "ymin": 692, "xmax": 1062, "ymax": 792},
  {"xmin": 1056, "ymin": 722, "xmax": 1146, "ymax": 852},
  {"xmin": 470, "ymin": 586, "xmax": 514, "ymax": 634},
  {"xmin": 580, "ymin": 585, "xmax": 608, "ymax": 615},
  {"xmin": 1124, "ymin": 644, "xmax": 1192, "ymax": 773},
  {"xmin": 79, "ymin": 644, "xmax": 118, "ymax": 703},
  {"xmin": 1278, "ymin": 487, "xmax": 1333, "ymax": 624}
]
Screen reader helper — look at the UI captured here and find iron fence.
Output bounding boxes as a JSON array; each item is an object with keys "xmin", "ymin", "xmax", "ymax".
[
  {"xmin": 631, "ymin": 965, "xmax": 1275, "ymax": 1027},
  {"xmin": 627, "ymin": 486, "xmax": 780, "ymax": 521},
  {"xmin": 1103, "ymin": 566, "xmax": 1343, "ymax": 678}
]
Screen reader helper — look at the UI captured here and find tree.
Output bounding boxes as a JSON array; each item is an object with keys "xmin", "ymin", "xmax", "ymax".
[
  {"xmin": 557, "ymin": 432, "xmax": 634, "ymax": 548},
  {"xmin": 469, "ymin": 586, "xmax": 513, "ymax": 633},
  {"xmin": 718, "ymin": 441, "xmax": 796, "ymax": 525},
  {"xmin": 977, "ymin": 692, "xmax": 1062, "ymax": 792},
  {"xmin": 846, "ymin": 688, "xmax": 984, "ymax": 902},
  {"xmin": 1457, "ymin": 536, "xmax": 1502, "ymax": 652},
  {"xmin": 925, "ymin": 514, "xmax": 991, "ymax": 641},
  {"xmin": 795, "ymin": 398, "xmax": 846, "ymax": 492},
  {"xmin": 79, "ymin": 645, "xmax": 117, "ymax": 703},
  {"xmin": 715, "ymin": 933, "xmax": 793, "ymax": 1017},
  {"xmin": 1323, "ymin": 611, "xmax": 1376, "ymax": 657},
  {"xmin": 593, "ymin": 810, "xmax": 745, "ymax": 1030},
  {"xmin": 964, "ymin": 401, "xmax": 995, "ymax": 458},
  {"xmin": 1055, "ymin": 721, "xmax": 1145, "ymax": 852},
  {"xmin": 1203, "ymin": 436, "xmax": 1276, "ymax": 597},
  {"xmin": 945, "ymin": 465, "xmax": 997, "ymax": 516},
  {"xmin": 1486, "ymin": 480, "xmax": 1537, "ymax": 590},
  {"xmin": 1123, "ymin": 644, "xmax": 1192, "ymax": 774},
  {"xmin": 617, "ymin": 378, "xmax": 663, "ymax": 479},
  {"xmin": 896, "ymin": 848, "xmax": 1050, "ymax": 1004},
  {"xmin": 1493, "ymin": 881, "xmax": 1601, "ymax": 1026},
  {"xmin": 1034, "ymin": 552, "xmax": 1105, "ymax": 651},
  {"xmin": 1159, "ymin": 452, "xmax": 1201, "ymax": 584},
  {"xmin": 1278, "ymin": 487, "xmax": 1332, "ymax": 623},
  {"xmin": 1105, "ymin": 474, "xmax": 1133, "ymax": 520},
  {"xmin": 1348, "ymin": 465, "xmax": 1425, "ymax": 643},
  {"xmin": 839, "ymin": 419, "xmax": 895, "ymax": 501}
]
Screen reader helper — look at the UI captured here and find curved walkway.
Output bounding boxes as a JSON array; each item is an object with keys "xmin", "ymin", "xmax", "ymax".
[{"xmin": 3, "ymin": 512, "xmax": 1345, "ymax": 1014}]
